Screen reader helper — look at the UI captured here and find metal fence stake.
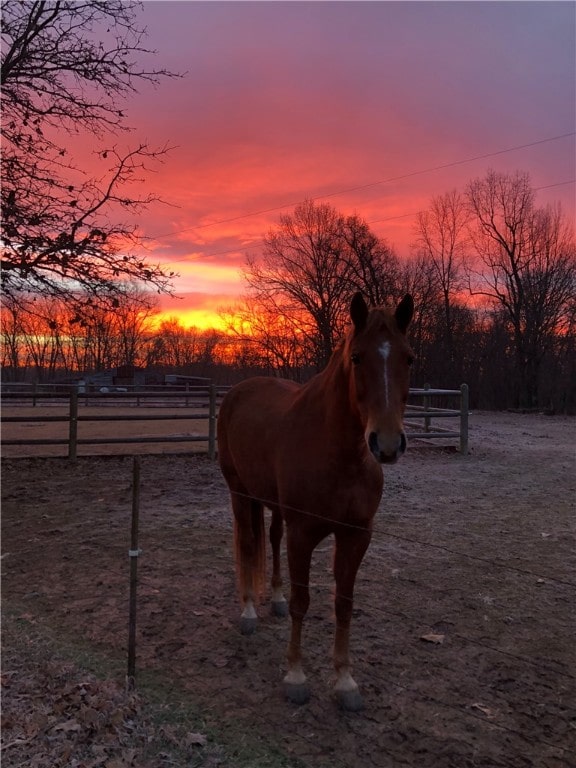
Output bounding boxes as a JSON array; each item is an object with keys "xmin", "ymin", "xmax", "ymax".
[
  {"xmin": 68, "ymin": 390, "xmax": 78, "ymax": 460},
  {"xmin": 460, "ymin": 383, "xmax": 469, "ymax": 455},
  {"xmin": 127, "ymin": 456, "xmax": 141, "ymax": 691},
  {"xmin": 208, "ymin": 384, "xmax": 217, "ymax": 460}
]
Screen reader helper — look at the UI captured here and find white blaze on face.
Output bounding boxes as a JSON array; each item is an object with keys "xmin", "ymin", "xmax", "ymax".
[{"xmin": 379, "ymin": 341, "xmax": 391, "ymax": 407}]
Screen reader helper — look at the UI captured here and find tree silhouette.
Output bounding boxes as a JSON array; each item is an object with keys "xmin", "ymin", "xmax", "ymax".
[
  {"xmin": 244, "ymin": 200, "xmax": 400, "ymax": 369},
  {"xmin": 412, "ymin": 189, "xmax": 470, "ymax": 363},
  {"xmin": 466, "ymin": 170, "xmax": 575, "ymax": 408},
  {"xmin": 1, "ymin": 1, "xmax": 179, "ymax": 318}
]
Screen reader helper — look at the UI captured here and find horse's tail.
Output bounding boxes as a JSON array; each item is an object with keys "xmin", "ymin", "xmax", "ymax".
[{"xmin": 234, "ymin": 498, "xmax": 267, "ymax": 602}]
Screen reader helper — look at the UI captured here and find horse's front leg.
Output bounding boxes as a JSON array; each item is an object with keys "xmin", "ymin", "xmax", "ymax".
[
  {"xmin": 283, "ymin": 522, "xmax": 323, "ymax": 705},
  {"xmin": 333, "ymin": 526, "xmax": 372, "ymax": 711}
]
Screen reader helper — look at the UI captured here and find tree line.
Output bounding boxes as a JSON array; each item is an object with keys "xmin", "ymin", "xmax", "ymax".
[
  {"xmin": 1, "ymin": 4, "xmax": 574, "ymax": 411},
  {"xmin": 222, "ymin": 174, "xmax": 575, "ymax": 412},
  {"xmin": 2, "ymin": 169, "xmax": 575, "ymax": 412}
]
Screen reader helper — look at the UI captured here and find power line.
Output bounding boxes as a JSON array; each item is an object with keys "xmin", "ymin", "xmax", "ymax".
[
  {"xmin": 8, "ymin": 531, "xmax": 572, "ymax": 757},
  {"xmin": 535, "ymin": 178, "xmax": 576, "ymax": 192},
  {"xmin": 148, "ymin": 131, "xmax": 575, "ymax": 245},
  {"xmin": 367, "ymin": 669, "xmax": 573, "ymax": 758},
  {"xmin": 154, "ymin": 210, "xmax": 422, "ymax": 268},
  {"xmin": 228, "ymin": 487, "xmax": 576, "ymax": 589},
  {"xmin": 9, "ymin": 461, "xmax": 573, "ymax": 590},
  {"xmin": 151, "ymin": 175, "xmax": 575, "ymax": 270},
  {"xmin": 5, "ymin": 474, "xmax": 573, "ymax": 760}
]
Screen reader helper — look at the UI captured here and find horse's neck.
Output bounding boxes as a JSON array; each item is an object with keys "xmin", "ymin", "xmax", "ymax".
[{"xmin": 302, "ymin": 345, "xmax": 361, "ymax": 428}]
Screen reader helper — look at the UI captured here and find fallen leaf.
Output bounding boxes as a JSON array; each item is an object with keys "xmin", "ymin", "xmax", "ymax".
[
  {"xmin": 80, "ymin": 706, "xmax": 100, "ymax": 728},
  {"xmin": 121, "ymin": 747, "xmax": 138, "ymax": 764},
  {"xmin": 420, "ymin": 633, "xmax": 445, "ymax": 644},
  {"xmin": 185, "ymin": 732, "xmax": 208, "ymax": 747},
  {"xmin": 104, "ymin": 759, "xmax": 125, "ymax": 768},
  {"xmin": 470, "ymin": 702, "xmax": 495, "ymax": 718},
  {"xmin": 160, "ymin": 724, "xmax": 178, "ymax": 743},
  {"xmin": 53, "ymin": 719, "xmax": 82, "ymax": 733}
]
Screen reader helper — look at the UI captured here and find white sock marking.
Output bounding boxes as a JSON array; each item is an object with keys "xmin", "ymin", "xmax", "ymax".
[{"xmin": 241, "ymin": 601, "xmax": 257, "ymax": 620}]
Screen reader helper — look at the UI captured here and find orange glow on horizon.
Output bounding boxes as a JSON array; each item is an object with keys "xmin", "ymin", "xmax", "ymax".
[
  {"xmin": 151, "ymin": 289, "xmax": 247, "ymax": 333},
  {"xmin": 151, "ymin": 308, "xmax": 230, "ymax": 332}
]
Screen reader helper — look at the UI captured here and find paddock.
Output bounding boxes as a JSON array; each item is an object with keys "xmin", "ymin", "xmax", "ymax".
[
  {"xmin": 0, "ymin": 384, "xmax": 469, "ymax": 458},
  {"xmin": 1, "ymin": 411, "xmax": 574, "ymax": 767}
]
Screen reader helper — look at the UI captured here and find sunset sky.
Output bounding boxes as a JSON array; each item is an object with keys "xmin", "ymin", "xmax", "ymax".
[{"xmin": 111, "ymin": 1, "xmax": 575, "ymax": 329}]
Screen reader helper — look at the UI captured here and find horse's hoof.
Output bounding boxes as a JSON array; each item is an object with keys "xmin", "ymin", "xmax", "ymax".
[
  {"xmin": 239, "ymin": 616, "xmax": 258, "ymax": 635},
  {"xmin": 271, "ymin": 599, "xmax": 289, "ymax": 618},
  {"xmin": 283, "ymin": 681, "xmax": 310, "ymax": 705},
  {"xmin": 336, "ymin": 688, "xmax": 364, "ymax": 712}
]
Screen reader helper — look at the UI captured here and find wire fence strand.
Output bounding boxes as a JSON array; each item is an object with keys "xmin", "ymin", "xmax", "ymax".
[{"xmin": 3, "ymin": 454, "xmax": 575, "ymax": 766}]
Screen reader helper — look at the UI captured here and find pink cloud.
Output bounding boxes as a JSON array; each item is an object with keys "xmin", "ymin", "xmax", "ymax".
[{"xmin": 68, "ymin": 1, "xmax": 576, "ymax": 324}]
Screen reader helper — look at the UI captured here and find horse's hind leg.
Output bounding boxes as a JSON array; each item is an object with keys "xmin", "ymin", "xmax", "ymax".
[
  {"xmin": 270, "ymin": 510, "xmax": 288, "ymax": 617},
  {"xmin": 232, "ymin": 493, "xmax": 266, "ymax": 635}
]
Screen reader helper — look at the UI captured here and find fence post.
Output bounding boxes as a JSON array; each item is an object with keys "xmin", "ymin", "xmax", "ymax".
[
  {"xmin": 127, "ymin": 457, "xmax": 141, "ymax": 690},
  {"xmin": 68, "ymin": 390, "xmax": 78, "ymax": 460},
  {"xmin": 208, "ymin": 384, "xmax": 217, "ymax": 460},
  {"xmin": 460, "ymin": 383, "xmax": 469, "ymax": 455},
  {"xmin": 423, "ymin": 383, "xmax": 431, "ymax": 432}
]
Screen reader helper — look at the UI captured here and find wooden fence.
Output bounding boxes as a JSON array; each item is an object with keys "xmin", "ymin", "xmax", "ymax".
[
  {"xmin": 405, "ymin": 383, "xmax": 469, "ymax": 454},
  {"xmin": 0, "ymin": 383, "xmax": 469, "ymax": 458}
]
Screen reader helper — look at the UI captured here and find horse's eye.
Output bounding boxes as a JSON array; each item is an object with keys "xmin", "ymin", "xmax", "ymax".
[{"xmin": 351, "ymin": 353, "xmax": 361, "ymax": 365}]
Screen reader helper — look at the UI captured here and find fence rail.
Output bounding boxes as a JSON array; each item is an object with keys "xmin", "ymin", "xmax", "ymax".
[
  {"xmin": 1, "ymin": 383, "xmax": 469, "ymax": 458},
  {"xmin": 405, "ymin": 383, "xmax": 469, "ymax": 454}
]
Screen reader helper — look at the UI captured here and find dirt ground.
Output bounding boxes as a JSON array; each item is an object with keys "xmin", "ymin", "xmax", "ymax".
[{"xmin": 2, "ymin": 411, "xmax": 575, "ymax": 767}]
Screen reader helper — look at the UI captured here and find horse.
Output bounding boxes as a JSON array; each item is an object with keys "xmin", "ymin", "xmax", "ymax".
[{"xmin": 217, "ymin": 292, "xmax": 414, "ymax": 711}]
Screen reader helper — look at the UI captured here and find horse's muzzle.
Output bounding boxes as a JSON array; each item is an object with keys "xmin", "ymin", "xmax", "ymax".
[{"xmin": 368, "ymin": 431, "xmax": 407, "ymax": 464}]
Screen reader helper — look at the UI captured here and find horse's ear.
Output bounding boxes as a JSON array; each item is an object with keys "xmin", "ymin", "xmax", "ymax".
[
  {"xmin": 395, "ymin": 294, "xmax": 414, "ymax": 333},
  {"xmin": 350, "ymin": 292, "xmax": 369, "ymax": 333}
]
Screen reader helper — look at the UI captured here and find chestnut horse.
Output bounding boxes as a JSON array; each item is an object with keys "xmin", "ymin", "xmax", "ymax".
[{"xmin": 217, "ymin": 292, "xmax": 414, "ymax": 710}]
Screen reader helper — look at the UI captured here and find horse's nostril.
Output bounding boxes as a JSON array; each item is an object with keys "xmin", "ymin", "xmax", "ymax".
[{"xmin": 368, "ymin": 432, "xmax": 379, "ymax": 454}]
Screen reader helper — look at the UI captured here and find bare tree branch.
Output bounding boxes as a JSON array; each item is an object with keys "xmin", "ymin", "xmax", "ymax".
[
  {"xmin": 1, "ymin": 0, "xmax": 181, "ymax": 319},
  {"xmin": 465, "ymin": 170, "xmax": 575, "ymax": 407},
  {"xmin": 243, "ymin": 200, "xmax": 401, "ymax": 369}
]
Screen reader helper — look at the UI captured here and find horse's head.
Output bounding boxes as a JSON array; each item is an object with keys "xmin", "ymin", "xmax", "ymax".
[{"xmin": 347, "ymin": 292, "xmax": 414, "ymax": 464}]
